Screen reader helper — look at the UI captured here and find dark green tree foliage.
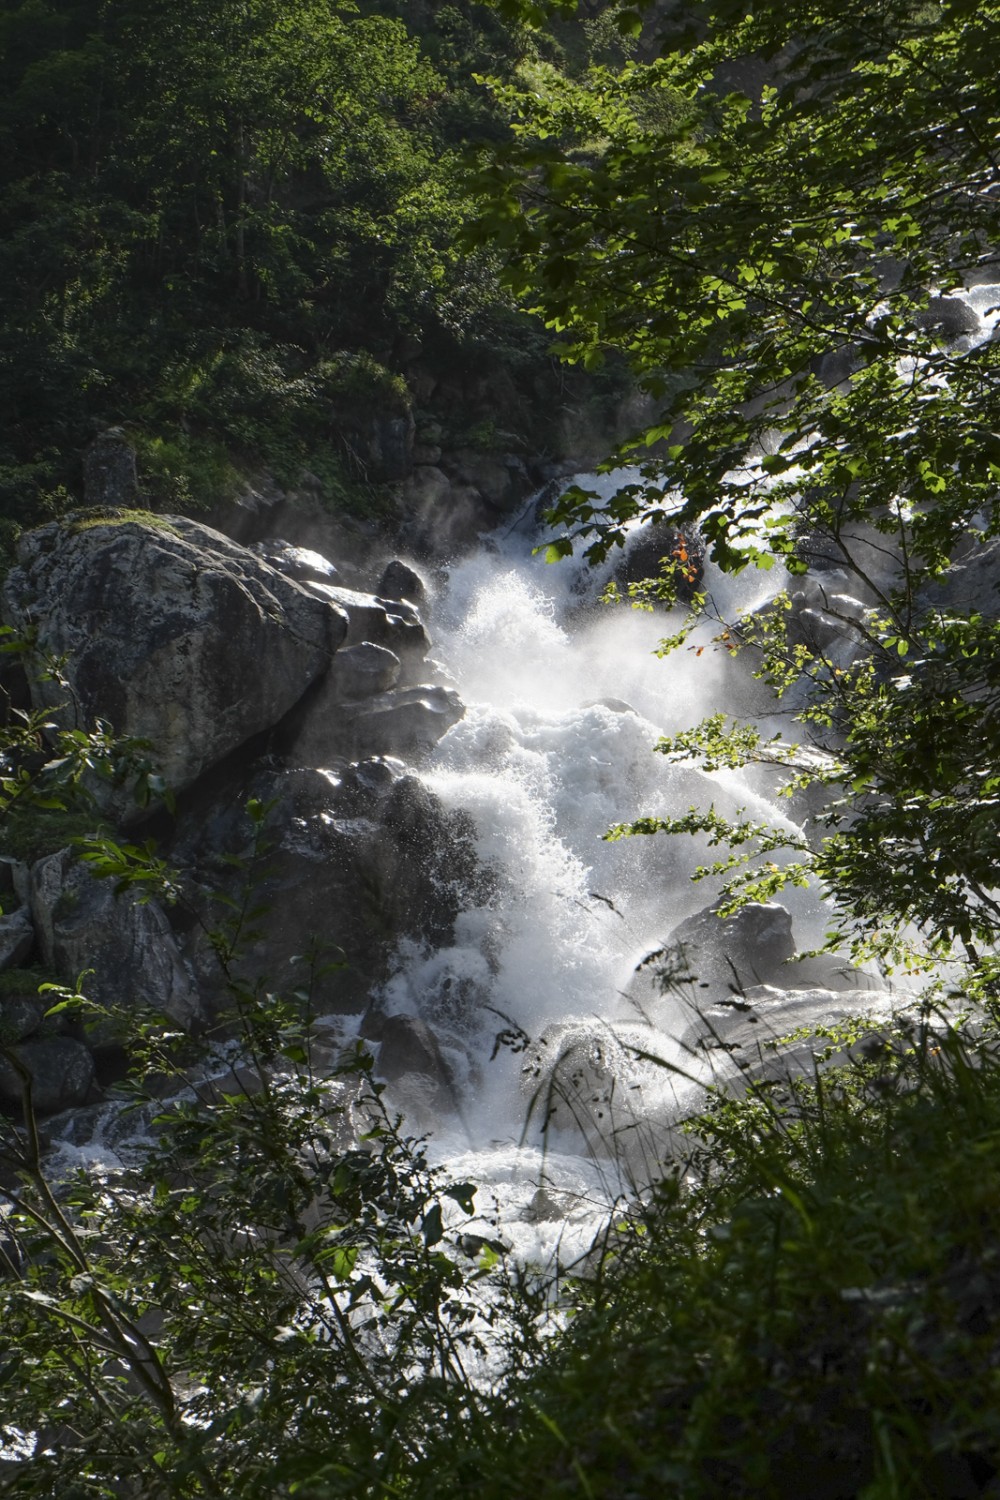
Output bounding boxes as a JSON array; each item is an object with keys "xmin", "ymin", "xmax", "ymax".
[
  {"xmin": 0, "ymin": 0, "xmax": 527, "ymax": 516},
  {"xmin": 476, "ymin": 0, "xmax": 1000, "ymax": 977},
  {"xmin": 478, "ymin": 0, "xmax": 1000, "ymax": 569}
]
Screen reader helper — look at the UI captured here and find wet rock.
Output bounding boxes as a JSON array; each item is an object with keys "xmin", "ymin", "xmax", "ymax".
[
  {"xmin": 174, "ymin": 765, "xmax": 490, "ymax": 1016},
  {"xmin": 332, "ymin": 685, "xmax": 464, "ymax": 760},
  {"xmin": 0, "ymin": 1036, "xmax": 95, "ymax": 1115},
  {"xmin": 374, "ymin": 1014, "xmax": 452, "ymax": 1083},
  {"xmin": 0, "ymin": 909, "xmax": 34, "ymax": 970},
  {"xmin": 250, "ymin": 539, "xmax": 339, "ymax": 587},
  {"xmin": 642, "ymin": 901, "xmax": 798, "ymax": 1006},
  {"xmin": 448, "ymin": 450, "xmax": 521, "ymax": 508},
  {"xmin": 302, "ymin": 583, "xmax": 430, "ymax": 665},
  {"xmin": 787, "ymin": 577, "xmax": 868, "ymax": 658},
  {"xmin": 616, "ymin": 521, "xmax": 705, "ymax": 601},
  {"xmin": 2, "ymin": 515, "xmax": 347, "ymax": 795},
  {"xmin": 378, "ymin": 559, "xmax": 427, "ymax": 606},
  {"xmin": 287, "ymin": 674, "xmax": 463, "ymax": 767},
  {"xmin": 326, "ymin": 642, "xmax": 402, "ymax": 700},
  {"xmin": 682, "ymin": 983, "xmax": 896, "ymax": 1088},
  {"xmin": 400, "ymin": 468, "xmax": 500, "ymax": 556},
  {"xmin": 914, "ymin": 295, "xmax": 980, "ymax": 339},
  {"xmin": 30, "ymin": 848, "xmax": 203, "ymax": 1030},
  {"xmin": 521, "ymin": 1019, "xmax": 679, "ymax": 1161}
]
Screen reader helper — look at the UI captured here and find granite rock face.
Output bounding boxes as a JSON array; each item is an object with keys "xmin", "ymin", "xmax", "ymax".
[
  {"xmin": 2, "ymin": 514, "xmax": 348, "ymax": 793},
  {"xmin": 172, "ymin": 760, "xmax": 491, "ymax": 1017},
  {"xmin": 30, "ymin": 848, "xmax": 203, "ymax": 1030},
  {"xmin": 0, "ymin": 518, "xmax": 474, "ymax": 1123}
]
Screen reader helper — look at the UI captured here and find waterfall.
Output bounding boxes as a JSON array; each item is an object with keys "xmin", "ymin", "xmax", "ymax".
[{"xmin": 373, "ymin": 474, "xmax": 860, "ymax": 1257}]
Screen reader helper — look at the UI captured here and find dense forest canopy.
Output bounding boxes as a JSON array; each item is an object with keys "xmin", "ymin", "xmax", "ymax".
[{"xmin": 0, "ymin": 0, "xmax": 581, "ymax": 536}]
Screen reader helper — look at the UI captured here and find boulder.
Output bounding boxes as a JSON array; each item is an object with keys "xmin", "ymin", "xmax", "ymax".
[
  {"xmin": 914, "ymin": 295, "xmax": 980, "ymax": 339},
  {"xmin": 30, "ymin": 848, "xmax": 203, "ymax": 1030},
  {"xmin": 0, "ymin": 991, "xmax": 45, "ymax": 1043},
  {"xmin": 378, "ymin": 559, "xmax": 428, "ymax": 607},
  {"xmin": 0, "ymin": 860, "xmax": 30, "ymax": 908},
  {"xmin": 786, "ymin": 576, "xmax": 868, "ymax": 655},
  {"xmin": 173, "ymin": 764, "xmax": 491, "ymax": 1016},
  {"xmin": 0, "ymin": 909, "xmax": 34, "ymax": 970},
  {"xmin": 250, "ymin": 539, "xmax": 339, "ymax": 587},
  {"xmin": 3, "ymin": 515, "xmax": 348, "ymax": 794},
  {"xmin": 657, "ymin": 901, "xmax": 796, "ymax": 1002},
  {"xmin": 616, "ymin": 521, "xmax": 706, "ymax": 601},
  {"xmin": 287, "ymin": 674, "xmax": 463, "ymax": 767},
  {"xmin": 301, "ymin": 582, "xmax": 431, "ymax": 665},
  {"xmin": 681, "ymin": 983, "xmax": 896, "ymax": 1089},
  {"xmin": 399, "ymin": 468, "xmax": 499, "ymax": 556},
  {"xmin": 325, "ymin": 643, "xmax": 402, "ymax": 701},
  {"xmin": 0, "ymin": 1037, "xmax": 95, "ymax": 1115},
  {"xmin": 403, "ymin": 465, "xmax": 452, "ymax": 516},
  {"xmin": 374, "ymin": 1014, "xmax": 452, "ymax": 1084},
  {"xmin": 520, "ymin": 1019, "xmax": 680, "ymax": 1161}
]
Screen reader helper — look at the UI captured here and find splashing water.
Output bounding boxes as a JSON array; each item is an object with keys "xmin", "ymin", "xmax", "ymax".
[{"xmin": 376, "ymin": 480, "xmax": 847, "ymax": 1248}]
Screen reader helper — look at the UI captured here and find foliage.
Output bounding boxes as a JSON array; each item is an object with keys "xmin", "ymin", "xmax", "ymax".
[
  {"xmin": 0, "ymin": 0, "xmax": 545, "ymax": 525},
  {"xmin": 0, "ymin": 699, "xmax": 531, "ymax": 1499},
  {"xmin": 457, "ymin": 1007, "xmax": 1000, "ymax": 1499},
  {"xmin": 476, "ymin": 0, "xmax": 1000, "ymax": 569},
  {"xmin": 471, "ymin": 0, "xmax": 1000, "ymax": 981},
  {"xmin": 8, "ymin": 4, "xmax": 1000, "ymax": 1496}
]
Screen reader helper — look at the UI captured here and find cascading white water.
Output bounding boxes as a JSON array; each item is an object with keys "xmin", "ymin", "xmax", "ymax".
[
  {"xmin": 400, "ymin": 277, "xmax": 1000, "ymax": 1250},
  {"xmin": 57, "ymin": 279, "xmax": 1000, "ymax": 1251},
  {"xmin": 374, "ymin": 473, "xmax": 848, "ymax": 1258}
]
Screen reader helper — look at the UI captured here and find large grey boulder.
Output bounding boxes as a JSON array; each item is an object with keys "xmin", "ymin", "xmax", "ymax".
[
  {"xmin": 625, "ymin": 899, "xmax": 869, "ymax": 1027},
  {"xmin": 173, "ymin": 762, "xmax": 491, "ymax": 1020},
  {"xmin": 634, "ymin": 901, "xmax": 798, "ymax": 1009},
  {"xmin": 2, "ymin": 514, "xmax": 347, "ymax": 793},
  {"xmin": 30, "ymin": 848, "xmax": 203, "ymax": 1030},
  {"xmin": 173, "ymin": 761, "xmax": 491, "ymax": 1017}
]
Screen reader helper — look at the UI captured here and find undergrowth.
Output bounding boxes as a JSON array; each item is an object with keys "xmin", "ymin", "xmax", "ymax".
[{"xmin": 446, "ymin": 1007, "xmax": 1000, "ymax": 1500}]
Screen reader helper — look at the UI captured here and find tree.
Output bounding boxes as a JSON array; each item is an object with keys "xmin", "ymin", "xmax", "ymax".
[
  {"xmin": 0, "ymin": 684, "xmax": 511, "ymax": 1499},
  {"xmin": 474, "ymin": 0, "xmax": 1000, "ymax": 978},
  {"xmin": 0, "ymin": 0, "xmax": 529, "ymax": 520}
]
